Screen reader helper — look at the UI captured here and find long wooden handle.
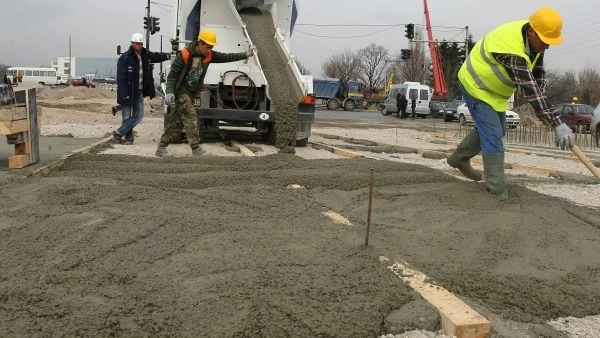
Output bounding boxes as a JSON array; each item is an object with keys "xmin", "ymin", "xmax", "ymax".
[{"xmin": 571, "ymin": 145, "xmax": 600, "ymax": 181}]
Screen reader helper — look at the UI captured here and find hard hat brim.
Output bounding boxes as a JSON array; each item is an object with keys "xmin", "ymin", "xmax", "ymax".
[{"xmin": 539, "ymin": 33, "xmax": 563, "ymax": 45}]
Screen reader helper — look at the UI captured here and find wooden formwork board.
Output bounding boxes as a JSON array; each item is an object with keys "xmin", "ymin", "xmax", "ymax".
[{"xmin": 0, "ymin": 86, "xmax": 39, "ymax": 168}]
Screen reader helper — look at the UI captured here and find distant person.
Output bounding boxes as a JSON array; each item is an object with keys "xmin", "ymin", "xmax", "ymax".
[
  {"xmin": 396, "ymin": 92, "xmax": 407, "ymax": 119},
  {"xmin": 113, "ymin": 32, "xmax": 171, "ymax": 145},
  {"xmin": 155, "ymin": 29, "xmax": 255, "ymax": 157},
  {"xmin": 17, "ymin": 73, "xmax": 22, "ymax": 83},
  {"xmin": 12, "ymin": 74, "xmax": 17, "ymax": 86},
  {"xmin": 410, "ymin": 97, "xmax": 417, "ymax": 119},
  {"xmin": 446, "ymin": 7, "xmax": 573, "ymax": 198},
  {"xmin": 3, "ymin": 73, "xmax": 8, "ymax": 85}
]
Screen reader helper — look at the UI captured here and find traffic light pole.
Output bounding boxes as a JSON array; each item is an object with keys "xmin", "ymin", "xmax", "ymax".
[{"xmin": 146, "ymin": 0, "xmax": 151, "ymax": 49}]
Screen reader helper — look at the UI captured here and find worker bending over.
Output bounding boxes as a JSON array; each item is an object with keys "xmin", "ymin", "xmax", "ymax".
[{"xmin": 447, "ymin": 7, "xmax": 574, "ymax": 198}]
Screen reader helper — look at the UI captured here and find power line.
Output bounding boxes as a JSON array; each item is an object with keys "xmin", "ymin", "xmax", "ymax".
[
  {"xmin": 546, "ymin": 36, "xmax": 600, "ymax": 59},
  {"xmin": 150, "ymin": 1, "xmax": 172, "ymax": 7},
  {"xmin": 152, "ymin": 3, "xmax": 172, "ymax": 13},
  {"xmin": 295, "ymin": 25, "xmax": 402, "ymax": 39},
  {"xmin": 563, "ymin": 7, "xmax": 600, "ymax": 21},
  {"xmin": 296, "ymin": 23, "xmax": 464, "ymax": 30}
]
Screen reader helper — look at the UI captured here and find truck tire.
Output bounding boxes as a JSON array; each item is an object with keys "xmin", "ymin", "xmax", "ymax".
[
  {"xmin": 381, "ymin": 108, "xmax": 390, "ymax": 116},
  {"xmin": 343, "ymin": 99, "xmax": 356, "ymax": 111},
  {"xmin": 296, "ymin": 138, "xmax": 308, "ymax": 147},
  {"xmin": 327, "ymin": 98, "xmax": 340, "ymax": 110}
]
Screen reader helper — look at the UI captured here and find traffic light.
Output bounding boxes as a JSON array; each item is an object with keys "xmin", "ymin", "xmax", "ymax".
[
  {"xmin": 404, "ymin": 23, "xmax": 415, "ymax": 40},
  {"xmin": 401, "ymin": 49, "xmax": 412, "ymax": 60},
  {"xmin": 151, "ymin": 17, "xmax": 160, "ymax": 35},
  {"xmin": 143, "ymin": 16, "xmax": 150, "ymax": 31}
]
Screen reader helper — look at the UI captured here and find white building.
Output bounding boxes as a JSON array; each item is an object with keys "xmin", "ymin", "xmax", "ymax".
[{"xmin": 51, "ymin": 57, "xmax": 118, "ymax": 80}]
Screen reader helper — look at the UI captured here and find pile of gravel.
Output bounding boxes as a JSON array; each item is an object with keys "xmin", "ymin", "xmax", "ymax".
[{"xmin": 241, "ymin": 11, "xmax": 299, "ymax": 154}]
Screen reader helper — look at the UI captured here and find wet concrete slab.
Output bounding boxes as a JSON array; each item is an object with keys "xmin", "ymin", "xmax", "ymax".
[{"xmin": 0, "ymin": 136, "xmax": 103, "ymax": 178}]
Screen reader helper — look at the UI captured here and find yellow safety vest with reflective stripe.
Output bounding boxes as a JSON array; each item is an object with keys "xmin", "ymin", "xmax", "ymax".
[{"xmin": 458, "ymin": 20, "xmax": 540, "ymax": 112}]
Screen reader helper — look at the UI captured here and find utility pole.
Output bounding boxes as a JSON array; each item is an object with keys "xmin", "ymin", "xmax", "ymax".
[
  {"xmin": 68, "ymin": 36, "xmax": 72, "ymax": 86},
  {"xmin": 464, "ymin": 26, "xmax": 470, "ymax": 60},
  {"xmin": 146, "ymin": 0, "xmax": 151, "ymax": 49},
  {"xmin": 160, "ymin": 34, "xmax": 163, "ymax": 80}
]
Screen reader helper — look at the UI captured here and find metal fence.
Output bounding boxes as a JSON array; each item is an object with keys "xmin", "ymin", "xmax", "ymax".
[{"xmin": 453, "ymin": 123, "xmax": 599, "ymax": 151}]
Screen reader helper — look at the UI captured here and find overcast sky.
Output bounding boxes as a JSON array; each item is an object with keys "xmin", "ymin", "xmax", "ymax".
[{"xmin": 2, "ymin": 0, "xmax": 599, "ymax": 77}]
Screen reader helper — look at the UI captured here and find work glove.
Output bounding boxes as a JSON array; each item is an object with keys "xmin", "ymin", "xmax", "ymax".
[
  {"xmin": 122, "ymin": 96, "xmax": 132, "ymax": 106},
  {"xmin": 165, "ymin": 93, "xmax": 175, "ymax": 105},
  {"xmin": 555, "ymin": 123, "xmax": 574, "ymax": 150},
  {"xmin": 247, "ymin": 45, "xmax": 256, "ymax": 57}
]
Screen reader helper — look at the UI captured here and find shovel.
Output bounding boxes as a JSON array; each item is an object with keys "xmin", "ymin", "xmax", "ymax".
[{"xmin": 571, "ymin": 144, "xmax": 600, "ymax": 181}]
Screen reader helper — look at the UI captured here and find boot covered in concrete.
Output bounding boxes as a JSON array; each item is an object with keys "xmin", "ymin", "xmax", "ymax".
[
  {"xmin": 155, "ymin": 144, "xmax": 168, "ymax": 157},
  {"xmin": 483, "ymin": 154, "xmax": 508, "ymax": 198},
  {"xmin": 191, "ymin": 147, "xmax": 204, "ymax": 157},
  {"xmin": 447, "ymin": 129, "xmax": 482, "ymax": 181}
]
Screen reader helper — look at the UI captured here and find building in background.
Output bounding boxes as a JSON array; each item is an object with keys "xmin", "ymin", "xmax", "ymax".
[{"xmin": 52, "ymin": 57, "xmax": 118, "ymax": 81}]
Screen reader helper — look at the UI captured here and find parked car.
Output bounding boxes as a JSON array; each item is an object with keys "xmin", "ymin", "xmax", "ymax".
[
  {"xmin": 443, "ymin": 101, "xmax": 466, "ymax": 122},
  {"xmin": 505, "ymin": 110, "xmax": 520, "ymax": 128},
  {"xmin": 592, "ymin": 103, "xmax": 600, "ymax": 147},
  {"xmin": 429, "ymin": 101, "xmax": 449, "ymax": 118},
  {"xmin": 455, "ymin": 103, "xmax": 520, "ymax": 128},
  {"xmin": 555, "ymin": 103, "xmax": 594, "ymax": 133},
  {"xmin": 456, "ymin": 103, "xmax": 472, "ymax": 125}
]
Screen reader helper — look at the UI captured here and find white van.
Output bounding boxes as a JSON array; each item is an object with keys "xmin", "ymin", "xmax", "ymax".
[{"xmin": 382, "ymin": 82, "xmax": 432, "ymax": 118}]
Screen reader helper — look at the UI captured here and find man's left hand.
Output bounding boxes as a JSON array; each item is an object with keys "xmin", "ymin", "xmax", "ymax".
[{"xmin": 247, "ymin": 45, "xmax": 256, "ymax": 57}]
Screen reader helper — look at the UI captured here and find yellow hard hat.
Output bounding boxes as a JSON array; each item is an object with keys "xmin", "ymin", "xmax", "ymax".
[
  {"xmin": 529, "ymin": 7, "xmax": 563, "ymax": 45},
  {"xmin": 198, "ymin": 29, "xmax": 217, "ymax": 46}
]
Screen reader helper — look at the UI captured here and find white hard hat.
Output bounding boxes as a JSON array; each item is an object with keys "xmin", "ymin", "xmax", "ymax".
[{"xmin": 131, "ymin": 33, "xmax": 144, "ymax": 43}]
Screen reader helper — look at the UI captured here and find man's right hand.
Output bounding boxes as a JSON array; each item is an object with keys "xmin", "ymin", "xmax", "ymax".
[
  {"xmin": 165, "ymin": 93, "xmax": 175, "ymax": 105},
  {"xmin": 555, "ymin": 123, "xmax": 574, "ymax": 150}
]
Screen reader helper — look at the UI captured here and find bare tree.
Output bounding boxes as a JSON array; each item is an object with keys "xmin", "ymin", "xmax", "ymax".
[
  {"xmin": 0, "ymin": 63, "xmax": 10, "ymax": 77},
  {"xmin": 356, "ymin": 43, "xmax": 389, "ymax": 93},
  {"xmin": 321, "ymin": 49, "xmax": 360, "ymax": 82},
  {"xmin": 295, "ymin": 59, "xmax": 311, "ymax": 76},
  {"xmin": 577, "ymin": 65, "xmax": 600, "ymax": 105}
]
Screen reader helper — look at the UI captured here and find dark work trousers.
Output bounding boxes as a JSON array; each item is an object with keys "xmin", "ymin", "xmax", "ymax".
[{"xmin": 411, "ymin": 105, "xmax": 416, "ymax": 119}]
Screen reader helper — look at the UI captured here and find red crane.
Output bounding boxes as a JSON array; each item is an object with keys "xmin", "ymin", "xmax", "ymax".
[{"xmin": 423, "ymin": 0, "xmax": 447, "ymax": 100}]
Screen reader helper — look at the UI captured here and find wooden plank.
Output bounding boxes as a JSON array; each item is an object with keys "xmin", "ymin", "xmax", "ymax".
[
  {"xmin": 0, "ymin": 119, "xmax": 28, "ymax": 134},
  {"xmin": 380, "ymin": 256, "xmax": 491, "ymax": 338},
  {"xmin": 0, "ymin": 105, "xmax": 27, "ymax": 122},
  {"xmin": 322, "ymin": 210, "xmax": 352, "ymax": 226},
  {"xmin": 8, "ymin": 155, "xmax": 29, "ymax": 169},
  {"xmin": 26, "ymin": 88, "xmax": 39, "ymax": 164},
  {"xmin": 15, "ymin": 141, "xmax": 31, "ymax": 155},
  {"xmin": 231, "ymin": 140, "xmax": 256, "ymax": 157}
]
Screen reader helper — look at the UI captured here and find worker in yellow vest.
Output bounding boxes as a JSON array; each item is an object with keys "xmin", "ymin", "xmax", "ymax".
[{"xmin": 447, "ymin": 7, "xmax": 573, "ymax": 199}]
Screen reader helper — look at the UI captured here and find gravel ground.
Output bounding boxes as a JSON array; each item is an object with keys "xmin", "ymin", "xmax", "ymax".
[
  {"xmin": 312, "ymin": 127, "xmax": 454, "ymax": 151},
  {"xmin": 549, "ymin": 315, "xmax": 600, "ymax": 337},
  {"xmin": 506, "ymin": 152, "xmax": 593, "ymax": 176}
]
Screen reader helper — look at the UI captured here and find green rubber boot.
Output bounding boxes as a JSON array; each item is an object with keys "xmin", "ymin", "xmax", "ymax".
[
  {"xmin": 483, "ymin": 154, "xmax": 508, "ymax": 199},
  {"xmin": 447, "ymin": 129, "xmax": 483, "ymax": 181}
]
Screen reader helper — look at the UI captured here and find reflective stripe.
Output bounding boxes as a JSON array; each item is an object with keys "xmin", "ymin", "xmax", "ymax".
[
  {"xmin": 478, "ymin": 39, "xmax": 514, "ymax": 89},
  {"xmin": 465, "ymin": 55, "xmax": 491, "ymax": 91}
]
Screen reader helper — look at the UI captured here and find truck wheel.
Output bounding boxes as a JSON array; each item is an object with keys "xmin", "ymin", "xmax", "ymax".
[
  {"xmin": 296, "ymin": 138, "xmax": 308, "ymax": 147},
  {"xmin": 381, "ymin": 108, "xmax": 390, "ymax": 116},
  {"xmin": 327, "ymin": 99, "xmax": 340, "ymax": 110},
  {"xmin": 343, "ymin": 100, "xmax": 356, "ymax": 111},
  {"xmin": 262, "ymin": 123, "xmax": 276, "ymax": 144}
]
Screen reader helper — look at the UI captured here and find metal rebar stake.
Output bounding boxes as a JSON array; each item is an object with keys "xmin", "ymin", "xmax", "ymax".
[{"xmin": 365, "ymin": 168, "xmax": 374, "ymax": 247}]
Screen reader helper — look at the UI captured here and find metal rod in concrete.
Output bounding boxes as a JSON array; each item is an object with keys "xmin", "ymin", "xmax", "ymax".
[{"xmin": 365, "ymin": 168, "xmax": 374, "ymax": 247}]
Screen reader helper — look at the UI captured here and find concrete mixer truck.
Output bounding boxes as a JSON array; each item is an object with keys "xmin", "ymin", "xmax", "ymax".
[{"xmin": 164, "ymin": 0, "xmax": 314, "ymax": 146}]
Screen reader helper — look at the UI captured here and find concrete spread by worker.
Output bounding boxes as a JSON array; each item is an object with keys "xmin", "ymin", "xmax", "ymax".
[
  {"xmin": 446, "ymin": 7, "xmax": 574, "ymax": 198},
  {"xmin": 155, "ymin": 29, "xmax": 255, "ymax": 157},
  {"xmin": 114, "ymin": 33, "xmax": 171, "ymax": 145}
]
